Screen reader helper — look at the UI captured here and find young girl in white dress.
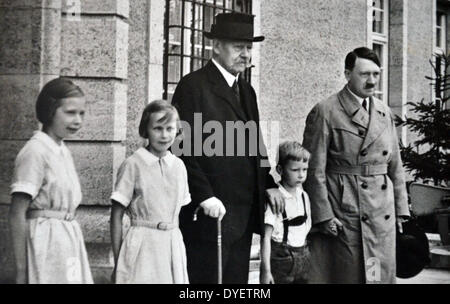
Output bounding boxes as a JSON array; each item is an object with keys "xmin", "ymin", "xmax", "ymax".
[
  {"xmin": 9, "ymin": 77, "xmax": 93, "ymax": 284},
  {"xmin": 110, "ymin": 100, "xmax": 191, "ymax": 283}
]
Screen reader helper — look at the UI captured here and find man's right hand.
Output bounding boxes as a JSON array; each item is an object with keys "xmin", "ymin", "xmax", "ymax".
[
  {"xmin": 200, "ymin": 197, "xmax": 226, "ymax": 221},
  {"xmin": 319, "ymin": 217, "xmax": 344, "ymax": 236}
]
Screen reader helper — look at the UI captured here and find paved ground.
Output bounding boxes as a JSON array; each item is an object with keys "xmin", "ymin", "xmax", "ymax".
[
  {"xmin": 249, "ymin": 266, "xmax": 450, "ymax": 284},
  {"xmin": 397, "ymin": 268, "xmax": 450, "ymax": 284},
  {"xmin": 248, "ymin": 234, "xmax": 450, "ymax": 284}
]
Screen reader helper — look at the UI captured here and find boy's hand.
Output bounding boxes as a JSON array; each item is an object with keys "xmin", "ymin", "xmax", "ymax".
[
  {"xmin": 265, "ymin": 188, "xmax": 285, "ymax": 215},
  {"xmin": 259, "ymin": 269, "xmax": 274, "ymax": 284},
  {"xmin": 319, "ymin": 217, "xmax": 343, "ymax": 236}
]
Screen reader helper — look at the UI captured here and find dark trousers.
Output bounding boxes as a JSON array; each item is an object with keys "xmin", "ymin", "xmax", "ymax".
[
  {"xmin": 184, "ymin": 227, "xmax": 253, "ymax": 284},
  {"xmin": 271, "ymin": 240, "xmax": 310, "ymax": 284}
]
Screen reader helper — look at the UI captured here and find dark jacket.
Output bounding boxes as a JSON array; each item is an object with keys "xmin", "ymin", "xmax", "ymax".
[{"xmin": 172, "ymin": 60, "xmax": 276, "ymax": 243}]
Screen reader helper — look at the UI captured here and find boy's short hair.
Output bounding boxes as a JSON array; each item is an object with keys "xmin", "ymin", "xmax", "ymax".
[
  {"xmin": 36, "ymin": 77, "xmax": 84, "ymax": 127},
  {"xmin": 138, "ymin": 99, "xmax": 180, "ymax": 138},
  {"xmin": 277, "ymin": 141, "xmax": 310, "ymax": 167}
]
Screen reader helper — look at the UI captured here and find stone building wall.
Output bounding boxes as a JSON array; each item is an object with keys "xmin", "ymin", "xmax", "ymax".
[
  {"xmin": 0, "ymin": 0, "xmax": 63, "ymax": 282},
  {"xmin": 258, "ymin": 0, "xmax": 367, "ymax": 162},
  {"xmin": 0, "ymin": 0, "xmax": 446, "ymax": 283},
  {"xmin": 0, "ymin": 0, "xmax": 163, "ymax": 283},
  {"xmin": 405, "ymin": 0, "xmax": 434, "ymax": 147}
]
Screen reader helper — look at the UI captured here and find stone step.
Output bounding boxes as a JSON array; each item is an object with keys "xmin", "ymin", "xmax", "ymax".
[
  {"xmin": 430, "ymin": 245, "xmax": 450, "ymax": 269},
  {"xmin": 91, "ymin": 266, "xmax": 114, "ymax": 284}
]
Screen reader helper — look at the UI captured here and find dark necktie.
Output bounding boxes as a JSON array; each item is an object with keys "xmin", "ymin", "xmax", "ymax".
[
  {"xmin": 232, "ymin": 80, "xmax": 240, "ymax": 101},
  {"xmin": 362, "ymin": 98, "xmax": 368, "ymax": 112}
]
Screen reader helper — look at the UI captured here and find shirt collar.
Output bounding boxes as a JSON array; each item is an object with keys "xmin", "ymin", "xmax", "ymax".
[
  {"xmin": 136, "ymin": 147, "xmax": 175, "ymax": 167},
  {"xmin": 211, "ymin": 58, "xmax": 240, "ymax": 87},
  {"xmin": 277, "ymin": 183, "xmax": 301, "ymax": 200},
  {"xmin": 32, "ymin": 131, "xmax": 66, "ymax": 155},
  {"xmin": 346, "ymin": 86, "xmax": 367, "ymax": 106}
]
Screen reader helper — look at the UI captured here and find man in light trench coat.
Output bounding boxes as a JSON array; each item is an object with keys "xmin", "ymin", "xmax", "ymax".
[{"xmin": 302, "ymin": 47, "xmax": 410, "ymax": 283}]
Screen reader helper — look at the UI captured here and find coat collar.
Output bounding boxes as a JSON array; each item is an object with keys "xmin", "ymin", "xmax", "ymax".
[
  {"xmin": 205, "ymin": 60, "xmax": 249, "ymax": 121},
  {"xmin": 337, "ymin": 85, "xmax": 387, "ymax": 151},
  {"xmin": 338, "ymin": 85, "xmax": 369, "ymax": 129}
]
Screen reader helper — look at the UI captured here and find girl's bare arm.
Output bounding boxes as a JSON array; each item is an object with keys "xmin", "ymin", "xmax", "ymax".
[
  {"xmin": 110, "ymin": 200, "xmax": 125, "ymax": 264},
  {"xmin": 9, "ymin": 192, "xmax": 31, "ymax": 284}
]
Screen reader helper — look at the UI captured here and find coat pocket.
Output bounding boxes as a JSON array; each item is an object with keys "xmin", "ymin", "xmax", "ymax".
[
  {"xmin": 339, "ymin": 174, "xmax": 359, "ymax": 214},
  {"xmin": 332, "ymin": 127, "xmax": 364, "ymax": 138}
]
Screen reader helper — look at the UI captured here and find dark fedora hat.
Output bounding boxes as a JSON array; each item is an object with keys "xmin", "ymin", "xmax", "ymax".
[
  {"xmin": 396, "ymin": 219, "xmax": 430, "ymax": 279},
  {"xmin": 204, "ymin": 12, "xmax": 264, "ymax": 42}
]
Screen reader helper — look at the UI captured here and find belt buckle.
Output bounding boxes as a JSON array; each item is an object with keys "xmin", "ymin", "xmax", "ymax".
[
  {"xmin": 363, "ymin": 165, "xmax": 370, "ymax": 176},
  {"xmin": 157, "ymin": 222, "xmax": 169, "ymax": 230}
]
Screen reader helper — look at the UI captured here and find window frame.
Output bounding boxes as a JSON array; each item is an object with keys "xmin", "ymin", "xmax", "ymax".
[
  {"xmin": 367, "ymin": 0, "xmax": 389, "ymax": 104},
  {"xmin": 433, "ymin": 4, "xmax": 448, "ymax": 110},
  {"xmin": 163, "ymin": 0, "xmax": 253, "ymax": 101}
]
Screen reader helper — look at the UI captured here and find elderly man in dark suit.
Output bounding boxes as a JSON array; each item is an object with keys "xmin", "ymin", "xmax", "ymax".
[{"xmin": 172, "ymin": 13, "xmax": 283, "ymax": 284}]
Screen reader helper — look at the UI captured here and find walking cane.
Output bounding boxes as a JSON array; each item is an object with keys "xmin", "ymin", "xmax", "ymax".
[
  {"xmin": 193, "ymin": 206, "xmax": 223, "ymax": 284},
  {"xmin": 217, "ymin": 217, "xmax": 222, "ymax": 284}
]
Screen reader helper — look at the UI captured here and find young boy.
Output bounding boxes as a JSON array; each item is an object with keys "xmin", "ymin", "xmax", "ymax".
[{"xmin": 260, "ymin": 141, "xmax": 312, "ymax": 284}]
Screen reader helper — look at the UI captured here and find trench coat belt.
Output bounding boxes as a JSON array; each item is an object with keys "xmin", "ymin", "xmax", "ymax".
[
  {"xmin": 130, "ymin": 219, "xmax": 177, "ymax": 230},
  {"xmin": 26, "ymin": 209, "xmax": 76, "ymax": 221},
  {"xmin": 326, "ymin": 164, "xmax": 388, "ymax": 176}
]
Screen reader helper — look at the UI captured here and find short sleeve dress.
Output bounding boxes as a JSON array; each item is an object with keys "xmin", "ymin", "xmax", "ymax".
[
  {"xmin": 111, "ymin": 148, "xmax": 191, "ymax": 284},
  {"xmin": 10, "ymin": 131, "xmax": 93, "ymax": 284}
]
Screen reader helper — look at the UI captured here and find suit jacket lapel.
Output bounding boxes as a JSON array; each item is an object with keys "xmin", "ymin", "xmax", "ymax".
[
  {"xmin": 206, "ymin": 61, "xmax": 248, "ymax": 121},
  {"xmin": 360, "ymin": 97, "xmax": 387, "ymax": 151},
  {"xmin": 238, "ymin": 76, "xmax": 255, "ymax": 121}
]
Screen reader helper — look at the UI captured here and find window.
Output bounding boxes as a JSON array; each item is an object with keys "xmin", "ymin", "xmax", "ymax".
[
  {"xmin": 368, "ymin": 0, "xmax": 389, "ymax": 103},
  {"xmin": 434, "ymin": 8, "xmax": 447, "ymax": 109},
  {"xmin": 435, "ymin": 11, "xmax": 447, "ymax": 53},
  {"xmin": 163, "ymin": 0, "xmax": 252, "ymax": 101}
]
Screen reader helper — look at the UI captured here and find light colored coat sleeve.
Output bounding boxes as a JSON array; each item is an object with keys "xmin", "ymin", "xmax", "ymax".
[
  {"xmin": 387, "ymin": 114, "xmax": 410, "ymax": 217},
  {"xmin": 302, "ymin": 104, "xmax": 335, "ymax": 224}
]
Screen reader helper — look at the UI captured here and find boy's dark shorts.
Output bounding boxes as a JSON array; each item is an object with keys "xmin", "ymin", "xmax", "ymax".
[{"xmin": 270, "ymin": 240, "xmax": 310, "ymax": 284}]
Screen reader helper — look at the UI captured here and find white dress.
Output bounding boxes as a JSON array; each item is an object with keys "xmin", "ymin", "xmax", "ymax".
[
  {"xmin": 11, "ymin": 131, "xmax": 93, "ymax": 284},
  {"xmin": 111, "ymin": 148, "xmax": 191, "ymax": 284}
]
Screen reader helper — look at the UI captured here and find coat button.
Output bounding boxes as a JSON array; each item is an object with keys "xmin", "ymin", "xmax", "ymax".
[
  {"xmin": 361, "ymin": 182, "xmax": 368, "ymax": 189},
  {"xmin": 383, "ymin": 150, "xmax": 388, "ymax": 156},
  {"xmin": 360, "ymin": 149, "xmax": 368, "ymax": 156},
  {"xmin": 361, "ymin": 215, "xmax": 368, "ymax": 222},
  {"xmin": 381, "ymin": 184, "xmax": 387, "ymax": 190},
  {"xmin": 359, "ymin": 130, "xmax": 365, "ymax": 136},
  {"xmin": 384, "ymin": 215, "xmax": 390, "ymax": 220}
]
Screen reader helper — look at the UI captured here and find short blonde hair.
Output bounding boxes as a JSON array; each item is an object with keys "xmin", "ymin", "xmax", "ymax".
[
  {"xmin": 138, "ymin": 100, "xmax": 180, "ymax": 138},
  {"xmin": 277, "ymin": 141, "xmax": 310, "ymax": 167}
]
